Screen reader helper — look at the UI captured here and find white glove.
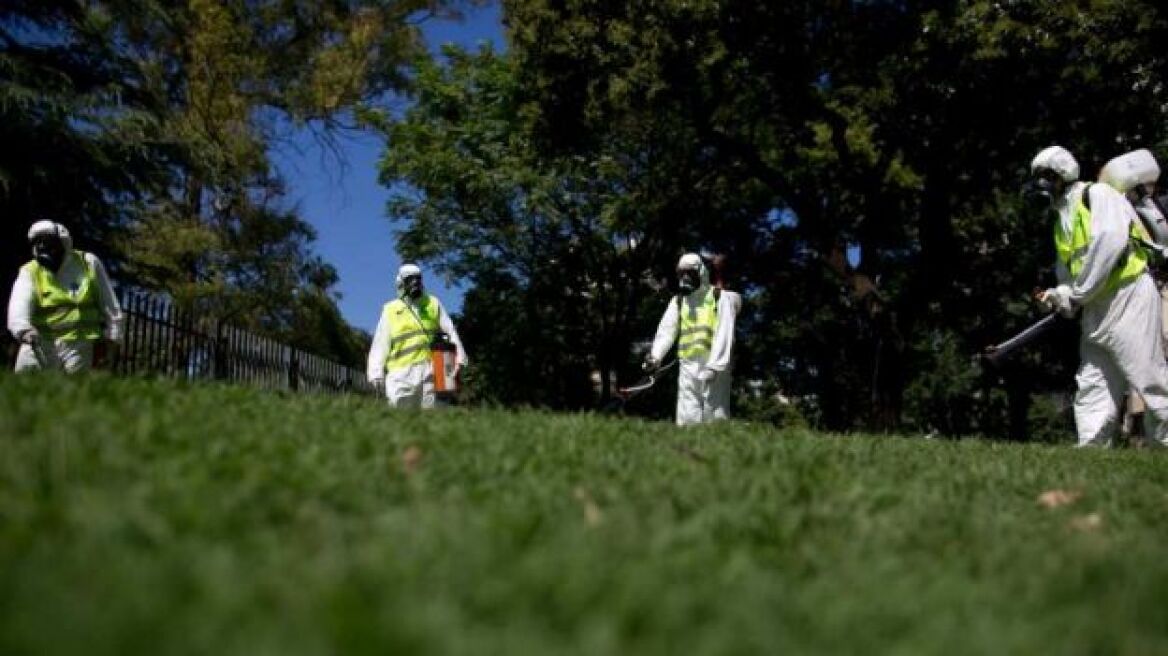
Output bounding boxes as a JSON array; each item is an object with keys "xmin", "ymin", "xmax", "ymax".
[
  {"xmin": 1037, "ymin": 284, "xmax": 1076, "ymax": 318},
  {"xmin": 697, "ymin": 367, "xmax": 717, "ymax": 382},
  {"xmin": 18, "ymin": 329, "xmax": 39, "ymax": 346}
]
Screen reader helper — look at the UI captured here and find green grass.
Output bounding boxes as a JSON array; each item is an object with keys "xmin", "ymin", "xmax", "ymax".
[{"xmin": 2, "ymin": 373, "xmax": 1168, "ymax": 655}]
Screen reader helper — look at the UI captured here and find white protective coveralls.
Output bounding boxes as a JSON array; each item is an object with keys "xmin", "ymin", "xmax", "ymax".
[
  {"xmin": 1161, "ymin": 282, "xmax": 1168, "ymax": 357},
  {"xmin": 366, "ymin": 264, "xmax": 467, "ymax": 409},
  {"xmin": 1033, "ymin": 147, "xmax": 1168, "ymax": 447},
  {"xmin": 649, "ymin": 253, "xmax": 741, "ymax": 426},
  {"xmin": 7, "ymin": 221, "xmax": 124, "ymax": 373}
]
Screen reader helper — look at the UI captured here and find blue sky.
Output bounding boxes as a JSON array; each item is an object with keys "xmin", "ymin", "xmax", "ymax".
[{"xmin": 273, "ymin": 3, "xmax": 505, "ymax": 333}]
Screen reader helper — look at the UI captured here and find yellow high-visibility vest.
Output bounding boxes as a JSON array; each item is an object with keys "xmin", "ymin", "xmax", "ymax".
[
  {"xmin": 383, "ymin": 295, "xmax": 440, "ymax": 371},
  {"xmin": 677, "ymin": 288, "xmax": 718, "ymax": 361},
  {"xmin": 23, "ymin": 251, "xmax": 102, "ymax": 341},
  {"xmin": 1053, "ymin": 185, "xmax": 1148, "ymax": 297}
]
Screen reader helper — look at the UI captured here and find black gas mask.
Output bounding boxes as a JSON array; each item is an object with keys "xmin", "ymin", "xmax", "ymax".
[
  {"xmin": 401, "ymin": 273, "xmax": 423, "ymax": 300},
  {"xmin": 1022, "ymin": 169, "xmax": 1063, "ymax": 211},
  {"xmin": 677, "ymin": 266, "xmax": 701, "ymax": 295},
  {"xmin": 32, "ymin": 234, "xmax": 66, "ymax": 272}
]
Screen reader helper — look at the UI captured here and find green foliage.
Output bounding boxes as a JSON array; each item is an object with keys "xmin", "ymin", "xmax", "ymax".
[
  {"xmin": 5, "ymin": 374, "xmax": 1168, "ymax": 653},
  {"xmin": 902, "ymin": 329, "xmax": 983, "ymax": 436},
  {"xmin": 733, "ymin": 381, "xmax": 809, "ymax": 430},
  {"xmin": 0, "ymin": 0, "xmax": 174, "ymax": 287},
  {"xmin": 1027, "ymin": 392, "xmax": 1076, "ymax": 445}
]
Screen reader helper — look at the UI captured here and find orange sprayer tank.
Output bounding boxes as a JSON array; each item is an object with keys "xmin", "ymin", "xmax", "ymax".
[{"xmin": 430, "ymin": 336, "xmax": 458, "ymax": 394}]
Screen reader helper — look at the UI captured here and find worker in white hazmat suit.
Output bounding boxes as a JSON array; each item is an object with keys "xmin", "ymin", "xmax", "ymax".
[
  {"xmin": 1096, "ymin": 149, "xmax": 1168, "ymax": 438},
  {"xmin": 644, "ymin": 253, "xmax": 740, "ymax": 426},
  {"xmin": 7, "ymin": 221, "xmax": 124, "ymax": 373},
  {"xmin": 367, "ymin": 263, "xmax": 467, "ymax": 409},
  {"xmin": 705, "ymin": 252, "xmax": 743, "ymax": 420},
  {"xmin": 1029, "ymin": 145, "xmax": 1168, "ymax": 447},
  {"xmin": 1098, "ymin": 150, "xmax": 1168, "ymax": 359}
]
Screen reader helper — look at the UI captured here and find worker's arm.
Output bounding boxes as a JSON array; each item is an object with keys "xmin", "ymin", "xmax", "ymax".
[
  {"xmin": 705, "ymin": 291, "xmax": 741, "ymax": 372},
  {"xmin": 649, "ymin": 298, "xmax": 680, "ymax": 364},
  {"xmin": 434, "ymin": 298, "xmax": 468, "ymax": 366},
  {"xmin": 88, "ymin": 254, "xmax": 125, "ymax": 343},
  {"xmin": 1068, "ymin": 184, "xmax": 1140, "ymax": 307},
  {"xmin": 366, "ymin": 306, "xmax": 391, "ymax": 383},
  {"xmin": 6, "ymin": 268, "xmax": 36, "ymax": 342}
]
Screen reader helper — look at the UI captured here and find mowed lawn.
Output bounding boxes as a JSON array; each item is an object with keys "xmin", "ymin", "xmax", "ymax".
[{"xmin": 2, "ymin": 374, "xmax": 1167, "ymax": 655}]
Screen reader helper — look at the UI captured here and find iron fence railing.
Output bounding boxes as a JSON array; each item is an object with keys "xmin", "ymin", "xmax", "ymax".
[{"xmin": 3, "ymin": 287, "xmax": 374, "ymax": 396}]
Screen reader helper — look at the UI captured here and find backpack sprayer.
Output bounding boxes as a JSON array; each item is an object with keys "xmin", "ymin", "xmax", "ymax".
[
  {"xmin": 430, "ymin": 332, "xmax": 459, "ymax": 395},
  {"xmin": 1099, "ymin": 148, "xmax": 1168, "ymax": 262}
]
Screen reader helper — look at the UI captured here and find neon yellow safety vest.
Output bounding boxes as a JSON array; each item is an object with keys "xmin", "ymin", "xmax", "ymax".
[
  {"xmin": 677, "ymin": 288, "xmax": 718, "ymax": 361},
  {"xmin": 22, "ymin": 251, "xmax": 102, "ymax": 341},
  {"xmin": 382, "ymin": 295, "xmax": 440, "ymax": 372},
  {"xmin": 1053, "ymin": 186, "xmax": 1148, "ymax": 297}
]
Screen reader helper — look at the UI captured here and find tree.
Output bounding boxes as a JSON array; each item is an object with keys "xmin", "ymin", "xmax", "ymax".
[{"xmin": 1, "ymin": 0, "xmax": 174, "ymax": 299}]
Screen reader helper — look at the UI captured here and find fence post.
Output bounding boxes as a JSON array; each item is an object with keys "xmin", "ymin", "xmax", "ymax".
[
  {"xmin": 213, "ymin": 321, "xmax": 227, "ymax": 381},
  {"xmin": 287, "ymin": 346, "xmax": 299, "ymax": 392}
]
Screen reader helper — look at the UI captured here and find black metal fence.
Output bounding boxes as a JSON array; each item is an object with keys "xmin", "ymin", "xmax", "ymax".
[{"xmin": 4, "ymin": 287, "xmax": 375, "ymax": 396}]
